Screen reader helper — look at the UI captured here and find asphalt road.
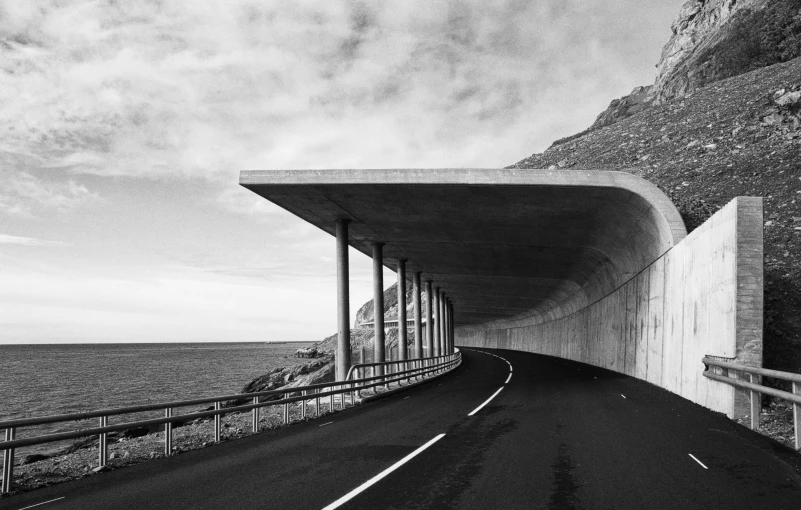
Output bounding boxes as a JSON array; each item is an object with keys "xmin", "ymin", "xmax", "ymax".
[{"xmin": 4, "ymin": 348, "xmax": 801, "ymax": 510}]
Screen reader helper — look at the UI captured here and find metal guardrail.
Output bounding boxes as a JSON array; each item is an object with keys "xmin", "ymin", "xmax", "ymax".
[
  {"xmin": 0, "ymin": 351, "xmax": 461, "ymax": 494},
  {"xmin": 702, "ymin": 356, "xmax": 801, "ymax": 449}
]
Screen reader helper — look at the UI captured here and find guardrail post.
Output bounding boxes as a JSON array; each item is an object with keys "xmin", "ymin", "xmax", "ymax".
[
  {"xmin": 316, "ymin": 388, "xmax": 321, "ymax": 416},
  {"xmin": 2, "ymin": 427, "xmax": 15, "ymax": 494},
  {"xmin": 301, "ymin": 390, "xmax": 307, "ymax": 418},
  {"xmin": 794, "ymin": 382, "xmax": 800, "ymax": 450},
  {"xmin": 329, "ymin": 388, "xmax": 334, "ymax": 411},
  {"xmin": 214, "ymin": 402, "xmax": 221, "ymax": 442},
  {"xmin": 98, "ymin": 416, "xmax": 108, "ymax": 466},
  {"xmin": 252, "ymin": 397, "xmax": 259, "ymax": 432},
  {"xmin": 748, "ymin": 374, "xmax": 760, "ymax": 430},
  {"xmin": 164, "ymin": 408, "xmax": 172, "ymax": 457},
  {"xmin": 283, "ymin": 398, "xmax": 289, "ymax": 424}
]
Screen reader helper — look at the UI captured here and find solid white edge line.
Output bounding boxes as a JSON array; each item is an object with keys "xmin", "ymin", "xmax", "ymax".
[
  {"xmin": 468, "ymin": 387, "xmax": 505, "ymax": 417},
  {"xmin": 505, "ymin": 373, "xmax": 512, "ymax": 384},
  {"xmin": 688, "ymin": 453, "xmax": 709, "ymax": 470},
  {"xmin": 319, "ymin": 421, "xmax": 334, "ymax": 427},
  {"xmin": 321, "ymin": 434, "xmax": 446, "ymax": 510},
  {"xmin": 16, "ymin": 497, "xmax": 66, "ymax": 510}
]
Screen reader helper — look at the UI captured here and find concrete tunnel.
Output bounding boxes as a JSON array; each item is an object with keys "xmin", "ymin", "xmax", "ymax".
[{"xmin": 240, "ymin": 168, "xmax": 763, "ymax": 422}]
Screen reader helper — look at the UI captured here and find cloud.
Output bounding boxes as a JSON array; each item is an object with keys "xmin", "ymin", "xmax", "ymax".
[
  {"xmin": 0, "ymin": 0, "xmax": 674, "ymax": 191},
  {"xmin": 0, "ymin": 171, "xmax": 101, "ymax": 216},
  {"xmin": 0, "ymin": 233, "xmax": 65, "ymax": 246}
]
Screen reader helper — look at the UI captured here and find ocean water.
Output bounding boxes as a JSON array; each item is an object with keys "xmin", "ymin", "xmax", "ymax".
[{"xmin": 0, "ymin": 342, "xmax": 313, "ymax": 457}]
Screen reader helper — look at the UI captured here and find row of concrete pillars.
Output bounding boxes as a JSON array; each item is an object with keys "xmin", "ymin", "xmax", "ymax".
[{"xmin": 335, "ymin": 219, "xmax": 456, "ymax": 381}]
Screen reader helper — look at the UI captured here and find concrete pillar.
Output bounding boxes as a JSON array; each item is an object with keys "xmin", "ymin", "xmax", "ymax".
[
  {"xmin": 448, "ymin": 300, "xmax": 454, "ymax": 354},
  {"xmin": 433, "ymin": 287, "xmax": 441, "ymax": 357},
  {"xmin": 438, "ymin": 290, "xmax": 446, "ymax": 357},
  {"xmin": 449, "ymin": 301, "xmax": 454, "ymax": 353},
  {"xmin": 372, "ymin": 242, "xmax": 385, "ymax": 373},
  {"xmin": 335, "ymin": 219, "xmax": 351, "ymax": 381},
  {"xmin": 413, "ymin": 271, "xmax": 423, "ymax": 359},
  {"xmin": 425, "ymin": 280, "xmax": 434, "ymax": 358},
  {"xmin": 442, "ymin": 294, "xmax": 450, "ymax": 354},
  {"xmin": 397, "ymin": 259, "xmax": 408, "ymax": 361}
]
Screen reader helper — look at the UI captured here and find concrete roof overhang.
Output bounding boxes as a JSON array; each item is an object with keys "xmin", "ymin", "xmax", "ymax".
[{"xmin": 240, "ymin": 169, "xmax": 687, "ymax": 328}]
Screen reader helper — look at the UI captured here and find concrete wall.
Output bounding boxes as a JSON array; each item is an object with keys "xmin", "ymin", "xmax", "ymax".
[{"xmin": 458, "ymin": 197, "xmax": 763, "ymax": 420}]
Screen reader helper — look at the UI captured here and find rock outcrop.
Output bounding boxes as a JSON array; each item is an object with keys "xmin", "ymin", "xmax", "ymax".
[{"xmin": 591, "ymin": 0, "xmax": 801, "ymax": 131}]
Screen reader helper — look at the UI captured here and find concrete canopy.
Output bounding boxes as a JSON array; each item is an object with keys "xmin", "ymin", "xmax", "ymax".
[{"xmin": 240, "ymin": 169, "xmax": 687, "ymax": 328}]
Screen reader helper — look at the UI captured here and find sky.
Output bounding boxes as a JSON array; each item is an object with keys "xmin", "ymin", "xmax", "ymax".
[{"xmin": 0, "ymin": 0, "xmax": 684, "ymax": 344}]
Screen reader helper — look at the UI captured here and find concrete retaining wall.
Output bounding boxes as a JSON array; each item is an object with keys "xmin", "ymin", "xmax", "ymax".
[{"xmin": 458, "ymin": 197, "xmax": 763, "ymax": 420}]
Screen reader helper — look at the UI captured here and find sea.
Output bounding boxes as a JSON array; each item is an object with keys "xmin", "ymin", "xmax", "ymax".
[{"xmin": 0, "ymin": 342, "xmax": 314, "ymax": 459}]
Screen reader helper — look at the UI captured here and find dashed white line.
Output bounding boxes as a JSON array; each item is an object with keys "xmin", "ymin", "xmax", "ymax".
[
  {"xmin": 319, "ymin": 421, "xmax": 334, "ymax": 427},
  {"xmin": 321, "ymin": 434, "xmax": 446, "ymax": 510},
  {"xmin": 689, "ymin": 453, "xmax": 708, "ymax": 470},
  {"xmin": 468, "ymin": 387, "xmax": 505, "ymax": 416},
  {"xmin": 504, "ymin": 373, "xmax": 512, "ymax": 384},
  {"xmin": 16, "ymin": 497, "xmax": 66, "ymax": 510},
  {"xmin": 621, "ymin": 394, "xmax": 627, "ymax": 399}
]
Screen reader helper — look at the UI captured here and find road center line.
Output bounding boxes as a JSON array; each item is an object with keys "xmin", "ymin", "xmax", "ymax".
[
  {"xmin": 321, "ymin": 434, "xmax": 446, "ymax": 510},
  {"xmin": 16, "ymin": 497, "xmax": 66, "ymax": 510},
  {"xmin": 505, "ymin": 373, "xmax": 512, "ymax": 384},
  {"xmin": 689, "ymin": 453, "xmax": 708, "ymax": 470},
  {"xmin": 468, "ymin": 387, "xmax": 505, "ymax": 416}
]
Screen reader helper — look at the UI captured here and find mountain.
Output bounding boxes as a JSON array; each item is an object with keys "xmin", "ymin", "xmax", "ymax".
[{"xmin": 588, "ymin": 0, "xmax": 801, "ymax": 131}]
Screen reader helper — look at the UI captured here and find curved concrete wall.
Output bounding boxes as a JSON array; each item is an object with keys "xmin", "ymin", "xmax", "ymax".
[{"xmin": 458, "ymin": 197, "xmax": 763, "ymax": 420}]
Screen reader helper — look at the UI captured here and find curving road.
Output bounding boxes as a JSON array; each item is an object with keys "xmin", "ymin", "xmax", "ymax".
[{"xmin": 4, "ymin": 348, "xmax": 801, "ymax": 510}]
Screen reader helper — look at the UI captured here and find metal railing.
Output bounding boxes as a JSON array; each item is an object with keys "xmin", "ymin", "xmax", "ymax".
[
  {"xmin": 0, "ymin": 351, "xmax": 461, "ymax": 494},
  {"xmin": 346, "ymin": 350, "xmax": 461, "ymax": 394},
  {"xmin": 702, "ymin": 356, "xmax": 801, "ymax": 449}
]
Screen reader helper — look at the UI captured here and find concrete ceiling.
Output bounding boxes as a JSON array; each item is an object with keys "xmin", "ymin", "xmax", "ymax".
[{"xmin": 240, "ymin": 169, "xmax": 686, "ymax": 327}]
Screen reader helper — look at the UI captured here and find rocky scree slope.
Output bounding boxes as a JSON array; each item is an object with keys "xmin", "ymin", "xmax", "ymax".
[{"xmin": 513, "ymin": 57, "xmax": 801, "ymax": 379}]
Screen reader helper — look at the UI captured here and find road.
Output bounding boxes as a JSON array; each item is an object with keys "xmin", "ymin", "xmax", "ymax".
[{"xmin": 3, "ymin": 348, "xmax": 801, "ymax": 509}]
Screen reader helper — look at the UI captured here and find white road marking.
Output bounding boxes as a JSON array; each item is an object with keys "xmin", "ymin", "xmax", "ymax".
[
  {"xmin": 689, "ymin": 453, "xmax": 708, "ymax": 470},
  {"xmin": 505, "ymin": 373, "xmax": 512, "ymax": 384},
  {"xmin": 403, "ymin": 396, "xmax": 410, "ymax": 400},
  {"xmin": 319, "ymin": 421, "xmax": 334, "ymax": 427},
  {"xmin": 321, "ymin": 434, "xmax": 446, "ymax": 510},
  {"xmin": 621, "ymin": 394, "xmax": 627, "ymax": 399},
  {"xmin": 16, "ymin": 497, "xmax": 66, "ymax": 510},
  {"xmin": 468, "ymin": 387, "xmax": 505, "ymax": 416}
]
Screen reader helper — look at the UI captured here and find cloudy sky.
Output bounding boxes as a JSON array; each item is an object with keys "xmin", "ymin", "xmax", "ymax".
[{"xmin": 0, "ymin": 0, "xmax": 683, "ymax": 344}]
